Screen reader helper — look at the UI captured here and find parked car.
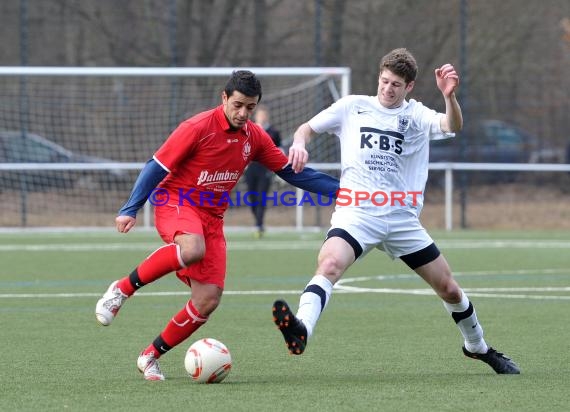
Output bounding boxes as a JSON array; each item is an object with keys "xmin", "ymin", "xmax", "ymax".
[
  {"xmin": 0, "ymin": 130, "xmax": 128, "ymax": 191},
  {"xmin": 429, "ymin": 119, "xmax": 564, "ymax": 164}
]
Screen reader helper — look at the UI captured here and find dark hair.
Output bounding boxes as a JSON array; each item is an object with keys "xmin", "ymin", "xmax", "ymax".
[
  {"xmin": 224, "ymin": 70, "xmax": 262, "ymax": 102},
  {"xmin": 379, "ymin": 48, "xmax": 418, "ymax": 84}
]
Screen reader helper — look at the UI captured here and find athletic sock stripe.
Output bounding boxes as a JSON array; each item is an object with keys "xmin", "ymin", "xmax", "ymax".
[
  {"xmin": 451, "ymin": 302, "xmax": 474, "ymax": 324},
  {"xmin": 303, "ymin": 284, "xmax": 327, "ymax": 312},
  {"xmin": 186, "ymin": 301, "xmax": 208, "ymax": 324},
  {"xmin": 153, "ymin": 335, "xmax": 172, "ymax": 355},
  {"xmin": 128, "ymin": 269, "xmax": 146, "ymax": 289}
]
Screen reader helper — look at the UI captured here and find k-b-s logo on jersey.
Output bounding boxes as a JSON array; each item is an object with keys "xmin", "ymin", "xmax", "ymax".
[{"xmin": 360, "ymin": 127, "xmax": 404, "ymax": 155}]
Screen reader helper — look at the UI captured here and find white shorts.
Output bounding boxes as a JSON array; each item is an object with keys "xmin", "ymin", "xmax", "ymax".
[{"xmin": 329, "ymin": 208, "xmax": 434, "ymax": 260}]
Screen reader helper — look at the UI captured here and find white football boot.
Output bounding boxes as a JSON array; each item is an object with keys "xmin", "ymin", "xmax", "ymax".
[
  {"xmin": 137, "ymin": 352, "xmax": 165, "ymax": 381},
  {"xmin": 95, "ymin": 280, "xmax": 128, "ymax": 326}
]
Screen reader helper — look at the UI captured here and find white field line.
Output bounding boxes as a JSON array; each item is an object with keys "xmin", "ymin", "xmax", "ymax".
[
  {"xmin": 331, "ymin": 269, "xmax": 570, "ymax": 300},
  {"xmin": 1, "ymin": 270, "xmax": 569, "ymax": 300},
  {"xmin": 0, "ymin": 240, "xmax": 568, "ymax": 300},
  {"xmin": 1, "ymin": 239, "xmax": 570, "ymax": 252},
  {"xmin": 0, "ymin": 290, "xmax": 302, "ymax": 299},
  {"xmin": 1, "ymin": 287, "xmax": 569, "ymax": 300},
  {"xmin": 332, "ymin": 286, "xmax": 570, "ymax": 300}
]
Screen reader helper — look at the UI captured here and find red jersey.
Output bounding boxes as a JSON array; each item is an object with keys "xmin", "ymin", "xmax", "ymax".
[{"xmin": 154, "ymin": 105, "xmax": 287, "ymax": 216}]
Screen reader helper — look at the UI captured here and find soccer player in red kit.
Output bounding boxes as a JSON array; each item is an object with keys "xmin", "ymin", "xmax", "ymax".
[{"xmin": 95, "ymin": 70, "xmax": 339, "ymax": 380}]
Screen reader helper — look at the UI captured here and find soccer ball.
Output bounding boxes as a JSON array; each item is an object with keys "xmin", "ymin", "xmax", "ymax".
[{"xmin": 184, "ymin": 338, "xmax": 232, "ymax": 383}]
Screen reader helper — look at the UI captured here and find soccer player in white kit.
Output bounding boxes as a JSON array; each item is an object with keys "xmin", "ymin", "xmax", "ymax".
[{"xmin": 272, "ymin": 48, "xmax": 520, "ymax": 374}]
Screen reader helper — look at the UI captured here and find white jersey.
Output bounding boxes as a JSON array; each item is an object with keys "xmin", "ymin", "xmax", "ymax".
[{"xmin": 309, "ymin": 95, "xmax": 453, "ymax": 216}]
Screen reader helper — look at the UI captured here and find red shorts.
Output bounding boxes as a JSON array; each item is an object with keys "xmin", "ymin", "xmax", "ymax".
[{"xmin": 154, "ymin": 203, "xmax": 226, "ymax": 289}]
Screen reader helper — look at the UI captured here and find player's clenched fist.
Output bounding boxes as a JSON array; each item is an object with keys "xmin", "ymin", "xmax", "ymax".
[{"xmin": 116, "ymin": 215, "xmax": 136, "ymax": 233}]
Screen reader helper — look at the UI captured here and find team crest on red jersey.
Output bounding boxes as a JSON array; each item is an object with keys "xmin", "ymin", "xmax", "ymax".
[{"xmin": 242, "ymin": 141, "xmax": 251, "ymax": 161}]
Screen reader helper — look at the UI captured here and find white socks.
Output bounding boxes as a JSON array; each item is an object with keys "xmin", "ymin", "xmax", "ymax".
[
  {"xmin": 296, "ymin": 274, "xmax": 333, "ymax": 338},
  {"xmin": 443, "ymin": 290, "xmax": 488, "ymax": 354},
  {"xmin": 295, "ymin": 279, "xmax": 488, "ymax": 354}
]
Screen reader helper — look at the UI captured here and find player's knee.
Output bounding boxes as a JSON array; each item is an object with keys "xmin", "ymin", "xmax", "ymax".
[
  {"xmin": 317, "ymin": 255, "xmax": 345, "ymax": 282},
  {"xmin": 180, "ymin": 249, "xmax": 204, "ymax": 266},
  {"xmin": 175, "ymin": 236, "xmax": 206, "ymax": 265},
  {"xmin": 180, "ymin": 248, "xmax": 205, "ymax": 266},
  {"xmin": 193, "ymin": 294, "xmax": 220, "ymax": 316},
  {"xmin": 439, "ymin": 278, "xmax": 462, "ymax": 302}
]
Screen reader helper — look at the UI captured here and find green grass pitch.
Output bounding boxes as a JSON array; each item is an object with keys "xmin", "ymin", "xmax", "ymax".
[{"xmin": 0, "ymin": 229, "xmax": 569, "ymax": 411}]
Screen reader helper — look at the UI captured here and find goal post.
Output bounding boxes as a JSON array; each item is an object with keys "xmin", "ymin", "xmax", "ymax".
[{"xmin": 0, "ymin": 66, "xmax": 350, "ymax": 229}]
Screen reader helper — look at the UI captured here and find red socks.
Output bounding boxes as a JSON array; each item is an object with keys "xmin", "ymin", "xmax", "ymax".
[
  {"xmin": 115, "ymin": 244, "xmax": 207, "ymax": 358},
  {"xmin": 142, "ymin": 300, "xmax": 208, "ymax": 357},
  {"xmin": 117, "ymin": 243, "xmax": 183, "ymax": 296}
]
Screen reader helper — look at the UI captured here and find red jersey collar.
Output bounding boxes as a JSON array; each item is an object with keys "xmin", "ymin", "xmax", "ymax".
[{"xmin": 214, "ymin": 104, "xmax": 250, "ymax": 135}]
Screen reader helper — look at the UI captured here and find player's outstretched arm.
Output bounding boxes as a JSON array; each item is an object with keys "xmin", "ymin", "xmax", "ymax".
[
  {"xmin": 116, "ymin": 158, "xmax": 168, "ymax": 233},
  {"xmin": 435, "ymin": 64, "xmax": 463, "ymax": 133},
  {"xmin": 276, "ymin": 165, "xmax": 339, "ymax": 197}
]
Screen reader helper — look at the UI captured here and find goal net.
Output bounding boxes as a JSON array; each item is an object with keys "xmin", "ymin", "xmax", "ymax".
[{"xmin": 0, "ymin": 67, "xmax": 349, "ymax": 229}]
